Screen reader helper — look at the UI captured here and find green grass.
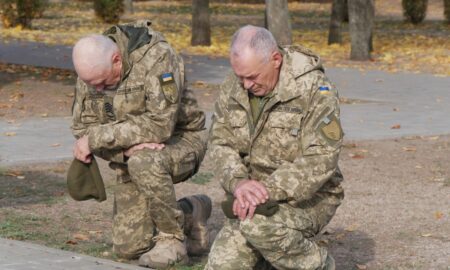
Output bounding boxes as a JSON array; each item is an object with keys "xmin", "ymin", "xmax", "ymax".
[
  {"xmin": 0, "ymin": 214, "xmax": 51, "ymax": 241},
  {"xmin": 190, "ymin": 172, "xmax": 214, "ymax": 185}
]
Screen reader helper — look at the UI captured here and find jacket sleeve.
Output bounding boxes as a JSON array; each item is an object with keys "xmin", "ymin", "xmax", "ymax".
[
  {"xmin": 86, "ymin": 49, "xmax": 181, "ymax": 151},
  {"xmin": 71, "ymin": 79, "xmax": 89, "ymax": 139},
  {"xmin": 208, "ymin": 79, "xmax": 249, "ymax": 194},
  {"xmin": 263, "ymin": 76, "xmax": 343, "ymax": 203}
]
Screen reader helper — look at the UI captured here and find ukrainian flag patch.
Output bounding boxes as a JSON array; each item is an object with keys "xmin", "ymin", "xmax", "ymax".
[
  {"xmin": 319, "ymin": 86, "xmax": 331, "ymax": 95},
  {"xmin": 159, "ymin": 72, "xmax": 178, "ymax": 103},
  {"xmin": 160, "ymin": 72, "xmax": 174, "ymax": 84}
]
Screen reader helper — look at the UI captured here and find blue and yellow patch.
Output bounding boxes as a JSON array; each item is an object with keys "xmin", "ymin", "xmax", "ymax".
[
  {"xmin": 319, "ymin": 86, "xmax": 331, "ymax": 94},
  {"xmin": 160, "ymin": 72, "xmax": 174, "ymax": 84},
  {"xmin": 159, "ymin": 72, "xmax": 178, "ymax": 103}
]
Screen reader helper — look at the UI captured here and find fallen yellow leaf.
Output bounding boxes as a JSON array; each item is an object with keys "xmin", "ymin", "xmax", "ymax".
[
  {"xmin": 434, "ymin": 211, "xmax": 444, "ymax": 220},
  {"xmin": 73, "ymin": 233, "xmax": 89, "ymax": 241}
]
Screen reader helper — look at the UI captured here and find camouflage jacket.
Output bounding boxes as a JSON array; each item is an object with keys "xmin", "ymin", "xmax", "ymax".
[
  {"xmin": 209, "ymin": 46, "xmax": 344, "ymax": 205},
  {"xmin": 71, "ymin": 21, "xmax": 205, "ymax": 162}
]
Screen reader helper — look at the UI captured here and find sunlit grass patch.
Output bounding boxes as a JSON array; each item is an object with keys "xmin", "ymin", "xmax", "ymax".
[
  {"xmin": 190, "ymin": 172, "xmax": 214, "ymax": 185},
  {"xmin": 0, "ymin": 0, "xmax": 448, "ymax": 75}
]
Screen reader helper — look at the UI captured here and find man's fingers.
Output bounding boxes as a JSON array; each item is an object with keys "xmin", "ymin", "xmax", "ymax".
[
  {"xmin": 247, "ymin": 205, "xmax": 257, "ymax": 219},
  {"xmin": 235, "ymin": 193, "xmax": 246, "ymax": 208},
  {"xmin": 233, "ymin": 199, "xmax": 239, "ymax": 216},
  {"xmin": 251, "ymin": 180, "xmax": 269, "ymax": 200},
  {"xmin": 238, "ymin": 201, "xmax": 249, "ymax": 220},
  {"xmin": 244, "ymin": 193, "xmax": 258, "ymax": 206}
]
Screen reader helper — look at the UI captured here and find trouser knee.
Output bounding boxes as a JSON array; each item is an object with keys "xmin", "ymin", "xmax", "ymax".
[{"xmin": 127, "ymin": 149, "xmax": 171, "ymax": 191}]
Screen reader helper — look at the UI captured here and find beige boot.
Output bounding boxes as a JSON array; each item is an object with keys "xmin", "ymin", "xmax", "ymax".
[
  {"xmin": 178, "ymin": 194, "xmax": 212, "ymax": 256},
  {"xmin": 138, "ymin": 232, "xmax": 188, "ymax": 269}
]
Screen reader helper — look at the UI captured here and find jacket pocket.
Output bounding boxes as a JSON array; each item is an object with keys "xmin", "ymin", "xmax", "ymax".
[
  {"xmin": 114, "ymin": 84, "xmax": 146, "ymax": 119},
  {"xmin": 80, "ymin": 97, "xmax": 103, "ymax": 124},
  {"xmin": 266, "ymin": 111, "xmax": 303, "ymax": 162}
]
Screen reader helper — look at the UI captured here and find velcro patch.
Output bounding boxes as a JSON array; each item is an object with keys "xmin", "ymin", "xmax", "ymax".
[
  {"xmin": 319, "ymin": 115, "xmax": 342, "ymax": 142},
  {"xmin": 159, "ymin": 72, "xmax": 178, "ymax": 103}
]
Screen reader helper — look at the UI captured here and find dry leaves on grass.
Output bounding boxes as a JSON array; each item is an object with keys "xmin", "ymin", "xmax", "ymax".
[{"xmin": 0, "ymin": 1, "xmax": 448, "ymax": 76}]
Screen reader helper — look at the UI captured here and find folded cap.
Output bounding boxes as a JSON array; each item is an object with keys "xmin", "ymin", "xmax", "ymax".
[
  {"xmin": 67, "ymin": 157, "xmax": 106, "ymax": 202},
  {"xmin": 221, "ymin": 194, "xmax": 279, "ymax": 219}
]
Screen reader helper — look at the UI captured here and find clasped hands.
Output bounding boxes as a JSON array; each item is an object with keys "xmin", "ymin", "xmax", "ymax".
[
  {"xmin": 232, "ymin": 179, "xmax": 269, "ymax": 221},
  {"xmin": 73, "ymin": 135, "xmax": 164, "ymax": 163}
]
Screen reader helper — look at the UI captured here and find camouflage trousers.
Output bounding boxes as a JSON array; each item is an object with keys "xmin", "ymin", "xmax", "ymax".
[
  {"xmin": 111, "ymin": 132, "xmax": 206, "ymax": 259},
  {"xmin": 205, "ymin": 192, "xmax": 342, "ymax": 270}
]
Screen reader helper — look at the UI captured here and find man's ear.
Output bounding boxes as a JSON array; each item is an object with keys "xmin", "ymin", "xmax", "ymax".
[
  {"xmin": 111, "ymin": 52, "xmax": 122, "ymax": 66},
  {"xmin": 271, "ymin": 51, "xmax": 283, "ymax": 69}
]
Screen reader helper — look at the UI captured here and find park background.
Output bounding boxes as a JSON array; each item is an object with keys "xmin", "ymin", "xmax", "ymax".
[{"xmin": 0, "ymin": 0, "xmax": 449, "ymax": 269}]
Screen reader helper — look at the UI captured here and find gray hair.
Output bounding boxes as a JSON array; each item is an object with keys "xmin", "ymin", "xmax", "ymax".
[
  {"xmin": 72, "ymin": 34, "xmax": 119, "ymax": 72},
  {"xmin": 230, "ymin": 25, "xmax": 278, "ymax": 62}
]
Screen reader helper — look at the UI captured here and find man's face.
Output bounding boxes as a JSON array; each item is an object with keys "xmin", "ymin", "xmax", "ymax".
[
  {"xmin": 230, "ymin": 49, "xmax": 282, "ymax": 97},
  {"xmin": 83, "ymin": 66, "xmax": 120, "ymax": 92},
  {"xmin": 75, "ymin": 53, "xmax": 122, "ymax": 92}
]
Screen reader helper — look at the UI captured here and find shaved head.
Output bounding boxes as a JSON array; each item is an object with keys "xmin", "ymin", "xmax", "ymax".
[
  {"xmin": 230, "ymin": 25, "xmax": 279, "ymax": 63},
  {"xmin": 72, "ymin": 34, "xmax": 119, "ymax": 80}
]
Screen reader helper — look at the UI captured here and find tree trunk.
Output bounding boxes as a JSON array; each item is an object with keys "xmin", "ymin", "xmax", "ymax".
[
  {"xmin": 348, "ymin": 0, "xmax": 374, "ymax": 60},
  {"xmin": 343, "ymin": 0, "xmax": 349, "ymax": 22},
  {"xmin": 328, "ymin": 0, "xmax": 346, "ymax": 44},
  {"xmin": 124, "ymin": 0, "xmax": 134, "ymax": 14},
  {"xmin": 191, "ymin": 0, "xmax": 211, "ymax": 46},
  {"xmin": 265, "ymin": 0, "xmax": 292, "ymax": 45}
]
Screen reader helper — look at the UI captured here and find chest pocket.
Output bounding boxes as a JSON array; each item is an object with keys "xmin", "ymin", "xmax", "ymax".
[
  {"xmin": 265, "ymin": 106, "xmax": 304, "ymax": 162},
  {"xmin": 227, "ymin": 105, "xmax": 250, "ymax": 146},
  {"xmin": 114, "ymin": 84, "xmax": 146, "ymax": 120},
  {"xmin": 81, "ymin": 95, "xmax": 105, "ymax": 125}
]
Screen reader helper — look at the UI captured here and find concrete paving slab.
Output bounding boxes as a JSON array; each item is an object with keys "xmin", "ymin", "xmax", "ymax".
[
  {"xmin": 0, "ymin": 238, "xmax": 145, "ymax": 270},
  {"xmin": 0, "ymin": 117, "xmax": 74, "ymax": 165},
  {"xmin": 1, "ymin": 40, "xmax": 450, "ymax": 165},
  {"xmin": 0, "ymin": 40, "xmax": 73, "ymax": 70}
]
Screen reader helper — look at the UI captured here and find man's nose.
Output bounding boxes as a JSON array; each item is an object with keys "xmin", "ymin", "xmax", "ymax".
[{"xmin": 243, "ymin": 79, "xmax": 254, "ymax": 90}]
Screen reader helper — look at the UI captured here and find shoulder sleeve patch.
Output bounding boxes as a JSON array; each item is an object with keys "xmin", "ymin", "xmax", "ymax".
[
  {"xmin": 159, "ymin": 72, "xmax": 178, "ymax": 103},
  {"xmin": 319, "ymin": 114, "xmax": 343, "ymax": 142}
]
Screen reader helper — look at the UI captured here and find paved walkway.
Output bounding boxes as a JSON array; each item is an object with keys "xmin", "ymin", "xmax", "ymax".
[
  {"xmin": 0, "ymin": 39, "xmax": 449, "ymax": 269},
  {"xmin": 2, "ymin": 40, "xmax": 450, "ymax": 165},
  {"xmin": 0, "ymin": 238, "xmax": 144, "ymax": 270}
]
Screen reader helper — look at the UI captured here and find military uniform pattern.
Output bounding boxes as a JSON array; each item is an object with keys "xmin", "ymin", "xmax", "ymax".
[
  {"xmin": 71, "ymin": 20, "xmax": 206, "ymax": 258},
  {"xmin": 206, "ymin": 46, "xmax": 344, "ymax": 269}
]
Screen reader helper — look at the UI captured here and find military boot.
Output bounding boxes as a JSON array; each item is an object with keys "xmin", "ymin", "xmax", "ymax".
[
  {"xmin": 138, "ymin": 232, "xmax": 188, "ymax": 269},
  {"xmin": 178, "ymin": 194, "xmax": 212, "ymax": 256},
  {"xmin": 323, "ymin": 254, "xmax": 336, "ymax": 270}
]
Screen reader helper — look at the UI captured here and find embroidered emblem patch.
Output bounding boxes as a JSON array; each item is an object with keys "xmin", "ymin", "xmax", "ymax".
[
  {"xmin": 159, "ymin": 72, "xmax": 178, "ymax": 103},
  {"xmin": 320, "ymin": 115, "xmax": 342, "ymax": 141}
]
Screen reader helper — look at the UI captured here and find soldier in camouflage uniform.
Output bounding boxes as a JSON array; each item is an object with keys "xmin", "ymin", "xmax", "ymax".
[
  {"xmin": 71, "ymin": 20, "xmax": 211, "ymax": 269},
  {"xmin": 205, "ymin": 25, "xmax": 344, "ymax": 270}
]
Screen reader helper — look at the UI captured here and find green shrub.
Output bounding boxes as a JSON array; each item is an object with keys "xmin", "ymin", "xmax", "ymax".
[
  {"xmin": 402, "ymin": 0, "xmax": 428, "ymax": 24},
  {"xmin": 93, "ymin": 0, "xmax": 124, "ymax": 24},
  {"xmin": 445, "ymin": 0, "xmax": 450, "ymax": 24},
  {"xmin": 0, "ymin": 0, "xmax": 47, "ymax": 28}
]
